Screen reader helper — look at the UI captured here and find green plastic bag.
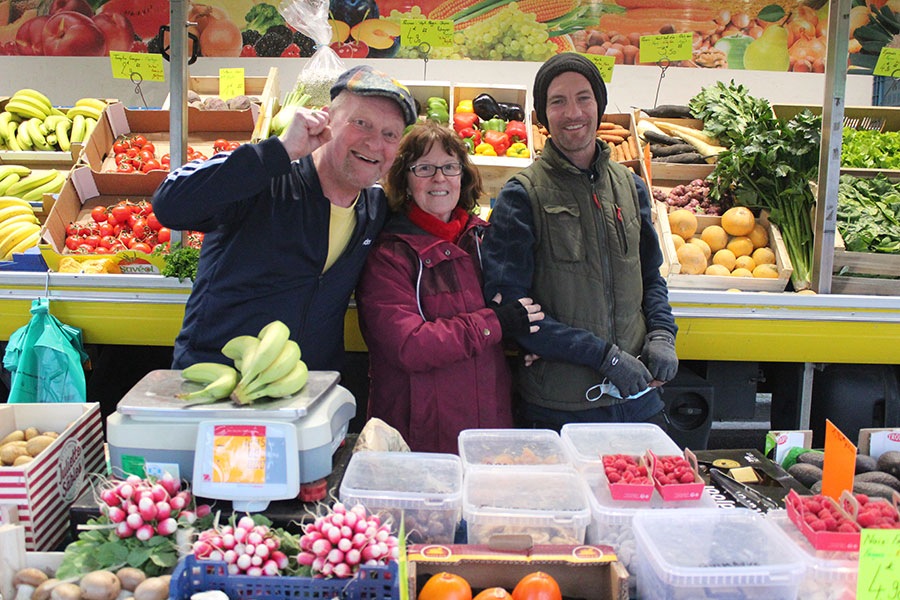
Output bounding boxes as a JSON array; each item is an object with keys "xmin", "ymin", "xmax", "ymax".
[{"xmin": 3, "ymin": 298, "xmax": 87, "ymax": 403}]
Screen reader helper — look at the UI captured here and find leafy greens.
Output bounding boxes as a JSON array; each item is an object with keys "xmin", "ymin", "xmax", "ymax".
[
  {"xmin": 842, "ymin": 128, "xmax": 900, "ymax": 170},
  {"xmin": 837, "ymin": 174, "xmax": 900, "ymax": 253},
  {"xmin": 688, "ymin": 80, "xmax": 774, "ymax": 147}
]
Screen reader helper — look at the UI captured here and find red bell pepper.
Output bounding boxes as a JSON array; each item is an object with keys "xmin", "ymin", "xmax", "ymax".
[
  {"xmin": 453, "ymin": 112, "xmax": 479, "ymax": 134},
  {"xmin": 459, "ymin": 127, "xmax": 481, "ymax": 146},
  {"xmin": 484, "ymin": 130, "xmax": 510, "ymax": 156},
  {"xmin": 506, "ymin": 120, "xmax": 527, "ymax": 143}
]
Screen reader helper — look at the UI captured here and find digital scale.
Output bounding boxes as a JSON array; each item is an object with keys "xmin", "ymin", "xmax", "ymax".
[{"xmin": 107, "ymin": 369, "xmax": 355, "ymax": 508}]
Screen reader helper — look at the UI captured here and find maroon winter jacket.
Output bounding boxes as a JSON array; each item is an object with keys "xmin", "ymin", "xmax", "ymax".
[{"xmin": 356, "ymin": 211, "xmax": 514, "ymax": 453}]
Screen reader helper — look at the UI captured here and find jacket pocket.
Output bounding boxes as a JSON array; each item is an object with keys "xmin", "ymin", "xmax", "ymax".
[{"xmin": 543, "ymin": 204, "xmax": 584, "ymax": 262}]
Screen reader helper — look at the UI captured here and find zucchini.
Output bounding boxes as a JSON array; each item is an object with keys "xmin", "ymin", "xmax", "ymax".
[
  {"xmin": 643, "ymin": 130, "xmax": 682, "ymax": 146},
  {"xmin": 650, "ymin": 143, "xmax": 695, "ymax": 157},
  {"xmin": 653, "ymin": 152, "xmax": 705, "ymax": 164},
  {"xmin": 644, "ymin": 105, "xmax": 693, "ymax": 118}
]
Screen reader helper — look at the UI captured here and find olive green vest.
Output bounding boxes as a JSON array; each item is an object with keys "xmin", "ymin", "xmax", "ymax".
[{"xmin": 514, "ymin": 141, "xmax": 646, "ymax": 409}]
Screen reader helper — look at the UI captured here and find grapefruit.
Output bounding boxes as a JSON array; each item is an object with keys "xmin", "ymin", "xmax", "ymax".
[
  {"xmin": 676, "ymin": 243, "xmax": 707, "ymax": 275},
  {"xmin": 700, "ymin": 225, "xmax": 728, "ymax": 252},
  {"xmin": 721, "ymin": 206, "xmax": 755, "ymax": 236},
  {"xmin": 668, "ymin": 209, "xmax": 698, "ymax": 240}
]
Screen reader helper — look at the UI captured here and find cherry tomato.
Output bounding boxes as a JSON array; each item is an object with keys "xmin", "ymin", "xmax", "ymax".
[
  {"xmin": 186, "ymin": 145, "xmax": 194, "ymax": 154},
  {"xmin": 160, "ymin": 154, "xmax": 170, "ymax": 167},
  {"xmin": 113, "ymin": 224, "xmax": 124, "ymax": 236},
  {"xmin": 126, "ymin": 213, "xmax": 140, "ymax": 229},
  {"xmin": 117, "ymin": 162, "xmax": 135, "ymax": 173},
  {"xmin": 75, "ymin": 223, "xmax": 91, "ymax": 237},
  {"xmin": 118, "ymin": 232, "xmax": 135, "ymax": 248},
  {"xmin": 227, "ymin": 142, "xmax": 240, "ymax": 151},
  {"xmin": 76, "ymin": 244, "xmax": 95, "ymax": 254},
  {"xmin": 146, "ymin": 213, "xmax": 161, "ymax": 231},
  {"xmin": 90, "ymin": 206, "xmax": 107, "ymax": 222},
  {"xmin": 84, "ymin": 234, "xmax": 101, "ymax": 248},
  {"xmin": 141, "ymin": 142, "xmax": 155, "ymax": 155},
  {"xmin": 99, "ymin": 235, "xmax": 117, "ymax": 250},
  {"xmin": 93, "ymin": 247, "xmax": 114, "ymax": 254},
  {"xmin": 132, "ymin": 218, "xmax": 148, "ymax": 239},
  {"xmin": 131, "ymin": 242, "xmax": 152, "ymax": 253},
  {"xmin": 157, "ymin": 227, "xmax": 171, "ymax": 243},
  {"xmin": 136, "ymin": 149, "xmax": 153, "ymax": 164},
  {"xmin": 65, "ymin": 222, "xmax": 78, "ymax": 237},
  {"xmin": 99, "ymin": 222, "xmax": 115, "ymax": 237},
  {"xmin": 132, "ymin": 134, "xmax": 147, "ymax": 149},
  {"xmin": 115, "ymin": 152, "xmax": 130, "ymax": 165},
  {"xmin": 136, "ymin": 201, "xmax": 152, "ymax": 217},
  {"xmin": 194, "ymin": 153, "xmax": 208, "ymax": 161},
  {"xmin": 213, "ymin": 139, "xmax": 229, "ymax": 152},
  {"xmin": 113, "ymin": 141, "xmax": 128, "ymax": 154},
  {"xmin": 65, "ymin": 236, "xmax": 81, "ymax": 251},
  {"xmin": 111, "ymin": 205, "xmax": 131, "ymax": 222},
  {"xmin": 142, "ymin": 159, "xmax": 162, "ymax": 173}
]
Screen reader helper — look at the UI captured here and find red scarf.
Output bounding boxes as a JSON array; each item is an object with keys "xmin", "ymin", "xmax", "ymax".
[{"xmin": 407, "ymin": 204, "xmax": 470, "ymax": 243}]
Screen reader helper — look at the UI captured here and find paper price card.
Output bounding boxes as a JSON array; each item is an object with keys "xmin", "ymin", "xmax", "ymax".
[
  {"xmin": 110, "ymin": 51, "xmax": 164, "ymax": 82},
  {"xmin": 858, "ymin": 529, "xmax": 900, "ymax": 599},
  {"xmin": 401, "ymin": 19, "xmax": 453, "ymax": 48},
  {"xmin": 579, "ymin": 53, "xmax": 615, "ymax": 82},
  {"xmin": 874, "ymin": 48, "xmax": 900, "ymax": 78},
  {"xmin": 639, "ymin": 33, "xmax": 693, "ymax": 63},
  {"xmin": 219, "ymin": 68, "xmax": 245, "ymax": 101},
  {"xmin": 212, "ymin": 424, "xmax": 266, "ymax": 484},
  {"xmin": 822, "ymin": 419, "xmax": 857, "ymax": 502}
]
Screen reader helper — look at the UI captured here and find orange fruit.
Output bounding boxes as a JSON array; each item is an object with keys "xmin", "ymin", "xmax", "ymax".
[
  {"xmin": 727, "ymin": 236, "xmax": 754, "ymax": 257},
  {"xmin": 748, "ymin": 223, "xmax": 769, "ymax": 248},
  {"xmin": 668, "ymin": 209, "xmax": 698, "ymax": 240},
  {"xmin": 731, "ymin": 267, "xmax": 753, "ymax": 277},
  {"xmin": 512, "ymin": 572, "xmax": 562, "ymax": 600},
  {"xmin": 734, "ymin": 255, "xmax": 756, "ymax": 271},
  {"xmin": 705, "ymin": 264, "xmax": 731, "ymax": 276},
  {"xmin": 676, "ymin": 243, "xmax": 707, "ymax": 275},
  {"xmin": 752, "ymin": 264, "xmax": 779, "ymax": 278},
  {"xmin": 712, "ymin": 249, "xmax": 736, "ymax": 271},
  {"xmin": 700, "ymin": 225, "xmax": 728, "ymax": 252},
  {"xmin": 419, "ymin": 573, "xmax": 472, "ymax": 600},
  {"xmin": 474, "ymin": 589, "xmax": 513, "ymax": 600},
  {"xmin": 752, "ymin": 247, "xmax": 775, "ymax": 265},
  {"xmin": 721, "ymin": 206, "xmax": 755, "ymax": 236}
]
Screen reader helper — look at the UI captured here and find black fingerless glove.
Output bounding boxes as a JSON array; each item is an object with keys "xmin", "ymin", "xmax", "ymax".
[{"xmin": 490, "ymin": 301, "xmax": 530, "ymax": 338}]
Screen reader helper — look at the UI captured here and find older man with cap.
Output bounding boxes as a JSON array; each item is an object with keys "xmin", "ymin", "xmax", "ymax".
[
  {"xmin": 481, "ymin": 53, "xmax": 678, "ymax": 430},
  {"xmin": 154, "ymin": 65, "xmax": 416, "ymax": 371}
]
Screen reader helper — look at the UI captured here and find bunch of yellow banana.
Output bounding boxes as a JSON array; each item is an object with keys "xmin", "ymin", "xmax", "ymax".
[
  {"xmin": 0, "ymin": 91, "xmax": 106, "ymax": 152},
  {"xmin": 3, "ymin": 169, "xmax": 65, "ymax": 202},
  {"xmin": 0, "ymin": 196, "xmax": 40, "ymax": 261},
  {"xmin": 176, "ymin": 362, "xmax": 239, "ymax": 405},
  {"xmin": 0, "ymin": 165, "xmax": 30, "ymax": 196}
]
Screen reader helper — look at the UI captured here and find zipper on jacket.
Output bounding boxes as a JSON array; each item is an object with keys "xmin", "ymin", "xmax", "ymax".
[
  {"xmin": 590, "ymin": 172, "xmax": 617, "ymax": 342},
  {"xmin": 615, "ymin": 206, "xmax": 629, "ymax": 254}
]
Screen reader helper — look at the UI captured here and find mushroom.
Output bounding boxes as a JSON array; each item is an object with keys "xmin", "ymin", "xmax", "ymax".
[
  {"xmin": 80, "ymin": 571, "xmax": 121, "ymax": 600},
  {"xmin": 132, "ymin": 578, "xmax": 168, "ymax": 600},
  {"xmin": 114, "ymin": 569, "xmax": 146, "ymax": 593},
  {"xmin": 33, "ymin": 579, "xmax": 60, "ymax": 600},
  {"xmin": 14, "ymin": 568, "xmax": 48, "ymax": 600},
  {"xmin": 50, "ymin": 583, "xmax": 82, "ymax": 600}
]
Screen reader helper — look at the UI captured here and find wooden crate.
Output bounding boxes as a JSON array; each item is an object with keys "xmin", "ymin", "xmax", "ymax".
[
  {"xmin": 635, "ymin": 114, "xmax": 716, "ymax": 186},
  {"xmin": 654, "ymin": 202, "xmax": 793, "ymax": 291}
]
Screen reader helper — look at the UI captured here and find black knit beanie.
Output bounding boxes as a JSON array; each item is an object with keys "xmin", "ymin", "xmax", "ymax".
[{"xmin": 533, "ymin": 52, "xmax": 607, "ymax": 127}]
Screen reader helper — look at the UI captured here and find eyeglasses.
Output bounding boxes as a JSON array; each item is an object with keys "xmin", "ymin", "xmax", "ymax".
[{"xmin": 409, "ymin": 163, "xmax": 463, "ymax": 178}]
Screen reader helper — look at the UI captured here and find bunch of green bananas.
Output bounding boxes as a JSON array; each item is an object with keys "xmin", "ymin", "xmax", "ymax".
[
  {"xmin": 0, "ymin": 195, "xmax": 40, "ymax": 261},
  {"xmin": 177, "ymin": 320, "xmax": 309, "ymax": 405},
  {"xmin": 0, "ymin": 89, "xmax": 107, "ymax": 152}
]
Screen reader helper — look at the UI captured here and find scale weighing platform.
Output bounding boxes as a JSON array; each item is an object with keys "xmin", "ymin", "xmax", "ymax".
[{"xmin": 107, "ymin": 370, "xmax": 356, "ymax": 488}]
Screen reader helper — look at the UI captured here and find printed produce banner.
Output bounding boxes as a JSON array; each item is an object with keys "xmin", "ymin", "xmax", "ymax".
[{"xmin": 0, "ymin": 0, "xmax": 891, "ymax": 74}]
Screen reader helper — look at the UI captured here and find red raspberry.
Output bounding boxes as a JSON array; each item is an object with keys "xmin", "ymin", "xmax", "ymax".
[
  {"xmin": 822, "ymin": 517, "xmax": 837, "ymax": 531},
  {"xmin": 838, "ymin": 523, "xmax": 858, "ymax": 533},
  {"xmin": 679, "ymin": 472, "xmax": 696, "ymax": 484},
  {"xmin": 857, "ymin": 512, "xmax": 877, "ymax": 528},
  {"xmin": 855, "ymin": 494, "xmax": 869, "ymax": 506},
  {"xmin": 607, "ymin": 472, "xmax": 621, "ymax": 483},
  {"xmin": 809, "ymin": 519, "xmax": 826, "ymax": 531}
]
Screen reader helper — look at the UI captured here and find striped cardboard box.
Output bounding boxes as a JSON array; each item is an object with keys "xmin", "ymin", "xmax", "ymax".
[{"xmin": 0, "ymin": 403, "xmax": 104, "ymax": 551}]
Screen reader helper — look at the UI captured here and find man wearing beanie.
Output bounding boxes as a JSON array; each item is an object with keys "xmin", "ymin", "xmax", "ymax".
[
  {"xmin": 154, "ymin": 65, "xmax": 416, "ymax": 373},
  {"xmin": 482, "ymin": 53, "xmax": 679, "ymax": 430}
]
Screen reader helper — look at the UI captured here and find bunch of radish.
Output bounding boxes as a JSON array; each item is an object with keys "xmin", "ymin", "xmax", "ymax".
[
  {"xmin": 297, "ymin": 502, "xmax": 399, "ymax": 578},
  {"xmin": 98, "ymin": 473, "xmax": 211, "ymax": 541},
  {"xmin": 193, "ymin": 516, "xmax": 289, "ymax": 577}
]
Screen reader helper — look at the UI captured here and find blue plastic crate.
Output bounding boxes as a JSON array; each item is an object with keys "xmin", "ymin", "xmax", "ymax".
[
  {"xmin": 873, "ymin": 75, "xmax": 900, "ymax": 107},
  {"xmin": 168, "ymin": 555, "xmax": 399, "ymax": 600}
]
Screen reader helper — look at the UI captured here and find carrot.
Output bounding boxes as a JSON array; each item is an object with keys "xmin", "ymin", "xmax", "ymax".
[
  {"xmin": 629, "ymin": 136, "xmax": 639, "ymax": 159},
  {"xmin": 598, "ymin": 13, "xmax": 717, "ymax": 36},
  {"xmin": 597, "ymin": 122, "xmax": 619, "ymax": 131},
  {"xmin": 599, "ymin": 134, "xmax": 625, "ymax": 144},
  {"xmin": 621, "ymin": 141, "xmax": 634, "ymax": 161}
]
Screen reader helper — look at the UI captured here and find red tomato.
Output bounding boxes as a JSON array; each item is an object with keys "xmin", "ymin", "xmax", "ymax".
[
  {"xmin": 115, "ymin": 152, "xmax": 130, "ymax": 165},
  {"xmin": 227, "ymin": 142, "xmax": 240, "ymax": 151},
  {"xmin": 65, "ymin": 236, "xmax": 81, "ymax": 251},
  {"xmin": 99, "ymin": 222, "xmax": 115, "ymax": 237},
  {"xmin": 137, "ymin": 149, "xmax": 154, "ymax": 164},
  {"xmin": 118, "ymin": 232, "xmax": 135, "ymax": 248},
  {"xmin": 111, "ymin": 205, "xmax": 131, "ymax": 222},
  {"xmin": 213, "ymin": 138, "xmax": 229, "ymax": 152},
  {"xmin": 160, "ymin": 153, "xmax": 170, "ymax": 166},
  {"xmin": 131, "ymin": 242, "xmax": 152, "ymax": 253},
  {"xmin": 105, "ymin": 213, "xmax": 118, "ymax": 227},
  {"xmin": 65, "ymin": 222, "xmax": 78, "ymax": 236},
  {"xmin": 84, "ymin": 234, "xmax": 101, "ymax": 248},
  {"xmin": 117, "ymin": 162, "xmax": 135, "ymax": 173},
  {"xmin": 146, "ymin": 213, "xmax": 161, "ymax": 231},
  {"xmin": 137, "ymin": 201, "xmax": 152, "ymax": 217},
  {"xmin": 113, "ymin": 141, "xmax": 128, "ymax": 154},
  {"xmin": 132, "ymin": 134, "xmax": 147, "ymax": 148},
  {"xmin": 113, "ymin": 224, "xmax": 124, "ymax": 236},
  {"xmin": 132, "ymin": 218, "xmax": 147, "ymax": 239},
  {"xmin": 141, "ymin": 141, "xmax": 155, "ymax": 155},
  {"xmin": 91, "ymin": 206, "xmax": 108, "ymax": 222},
  {"xmin": 125, "ymin": 147, "xmax": 138, "ymax": 159},
  {"xmin": 157, "ymin": 227, "xmax": 171, "ymax": 243},
  {"xmin": 93, "ymin": 247, "xmax": 114, "ymax": 254},
  {"xmin": 142, "ymin": 159, "xmax": 162, "ymax": 172},
  {"xmin": 76, "ymin": 244, "xmax": 95, "ymax": 254},
  {"xmin": 126, "ymin": 213, "xmax": 139, "ymax": 229},
  {"xmin": 186, "ymin": 145, "xmax": 194, "ymax": 154},
  {"xmin": 99, "ymin": 235, "xmax": 117, "ymax": 249},
  {"xmin": 76, "ymin": 223, "xmax": 92, "ymax": 236}
]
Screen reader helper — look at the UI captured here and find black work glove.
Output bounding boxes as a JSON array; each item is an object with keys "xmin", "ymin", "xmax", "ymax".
[
  {"xmin": 642, "ymin": 329, "xmax": 678, "ymax": 382},
  {"xmin": 489, "ymin": 300, "xmax": 530, "ymax": 339},
  {"xmin": 598, "ymin": 345, "xmax": 652, "ymax": 398}
]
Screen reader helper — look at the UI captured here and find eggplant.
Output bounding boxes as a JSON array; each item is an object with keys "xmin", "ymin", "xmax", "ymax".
[
  {"xmin": 473, "ymin": 93, "xmax": 503, "ymax": 121},
  {"xmin": 498, "ymin": 101, "xmax": 524, "ymax": 122}
]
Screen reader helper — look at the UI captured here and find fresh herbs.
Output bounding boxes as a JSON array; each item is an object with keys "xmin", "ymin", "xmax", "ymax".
[
  {"xmin": 842, "ymin": 128, "xmax": 900, "ymax": 170},
  {"xmin": 155, "ymin": 242, "xmax": 200, "ymax": 282},
  {"xmin": 688, "ymin": 80, "xmax": 774, "ymax": 147},
  {"xmin": 838, "ymin": 174, "xmax": 900, "ymax": 253}
]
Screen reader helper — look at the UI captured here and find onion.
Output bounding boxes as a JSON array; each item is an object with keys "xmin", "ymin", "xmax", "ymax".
[{"xmin": 199, "ymin": 17, "xmax": 241, "ymax": 57}]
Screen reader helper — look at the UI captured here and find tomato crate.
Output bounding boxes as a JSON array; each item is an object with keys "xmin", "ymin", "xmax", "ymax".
[{"xmin": 168, "ymin": 555, "xmax": 399, "ymax": 600}]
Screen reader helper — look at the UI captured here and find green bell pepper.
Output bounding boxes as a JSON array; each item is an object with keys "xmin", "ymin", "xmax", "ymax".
[
  {"xmin": 427, "ymin": 106, "xmax": 449, "ymax": 124},
  {"xmin": 427, "ymin": 96, "xmax": 448, "ymax": 111},
  {"xmin": 481, "ymin": 117, "xmax": 507, "ymax": 132},
  {"xmin": 463, "ymin": 137, "xmax": 475, "ymax": 154}
]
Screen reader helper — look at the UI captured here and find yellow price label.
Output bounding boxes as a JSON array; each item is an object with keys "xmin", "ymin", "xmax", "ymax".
[
  {"xmin": 822, "ymin": 419, "xmax": 857, "ymax": 502},
  {"xmin": 639, "ymin": 33, "xmax": 693, "ymax": 63},
  {"xmin": 110, "ymin": 51, "xmax": 164, "ymax": 82},
  {"xmin": 401, "ymin": 19, "xmax": 453, "ymax": 48},
  {"xmin": 578, "ymin": 53, "xmax": 615, "ymax": 83},
  {"xmin": 219, "ymin": 68, "xmax": 245, "ymax": 101},
  {"xmin": 874, "ymin": 48, "xmax": 900, "ymax": 77},
  {"xmin": 857, "ymin": 529, "xmax": 900, "ymax": 599}
]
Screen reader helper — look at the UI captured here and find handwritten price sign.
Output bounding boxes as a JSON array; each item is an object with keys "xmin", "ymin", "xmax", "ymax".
[
  {"xmin": 858, "ymin": 530, "xmax": 900, "ymax": 599},
  {"xmin": 219, "ymin": 68, "xmax": 245, "ymax": 101},
  {"xmin": 874, "ymin": 48, "xmax": 900, "ymax": 78},
  {"xmin": 110, "ymin": 51, "xmax": 164, "ymax": 82},
  {"xmin": 401, "ymin": 19, "xmax": 453, "ymax": 48},
  {"xmin": 639, "ymin": 33, "xmax": 693, "ymax": 63},
  {"xmin": 579, "ymin": 53, "xmax": 615, "ymax": 83}
]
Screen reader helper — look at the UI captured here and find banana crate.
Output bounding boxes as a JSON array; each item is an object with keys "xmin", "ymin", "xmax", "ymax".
[{"xmin": 0, "ymin": 96, "xmax": 109, "ymax": 167}]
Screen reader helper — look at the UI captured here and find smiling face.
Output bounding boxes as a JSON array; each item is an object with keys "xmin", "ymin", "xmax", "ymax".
[
  {"xmin": 544, "ymin": 71, "xmax": 599, "ymax": 169},
  {"xmin": 407, "ymin": 143, "xmax": 463, "ymax": 223},
  {"xmin": 320, "ymin": 92, "xmax": 406, "ymax": 193}
]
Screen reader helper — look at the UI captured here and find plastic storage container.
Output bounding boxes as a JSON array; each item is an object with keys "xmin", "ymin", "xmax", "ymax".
[
  {"xmin": 463, "ymin": 468, "xmax": 591, "ymax": 545},
  {"xmin": 767, "ymin": 510, "xmax": 858, "ymax": 600},
  {"xmin": 632, "ymin": 508, "xmax": 805, "ymax": 600},
  {"xmin": 561, "ymin": 423, "xmax": 681, "ymax": 492},
  {"xmin": 458, "ymin": 429, "xmax": 570, "ymax": 471},
  {"xmin": 340, "ymin": 451, "xmax": 462, "ymax": 544}
]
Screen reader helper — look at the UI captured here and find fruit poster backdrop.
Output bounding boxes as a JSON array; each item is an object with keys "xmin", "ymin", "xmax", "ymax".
[{"xmin": 0, "ymin": 0, "xmax": 892, "ymax": 74}]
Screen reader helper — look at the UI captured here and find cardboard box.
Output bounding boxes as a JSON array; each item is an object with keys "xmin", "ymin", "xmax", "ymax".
[
  {"xmin": 39, "ymin": 165, "xmax": 167, "ymax": 273},
  {"xmin": 0, "ymin": 403, "xmax": 104, "ymax": 551},
  {"xmin": 408, "ymin": 544, "xmax": 628, "ymax": 600},
  {"xmin": 858, "ymin": 428, "xmax": 900, "ymax": 460}
]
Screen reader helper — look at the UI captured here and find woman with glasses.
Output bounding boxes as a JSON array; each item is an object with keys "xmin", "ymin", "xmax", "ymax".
[{"xmin": 356, "ymin": 121, "xmax": 543, "ymax": 453}]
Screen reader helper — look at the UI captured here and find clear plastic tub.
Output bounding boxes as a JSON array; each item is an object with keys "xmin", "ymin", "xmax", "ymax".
[
  {"xmin": 766, "ymin": 510, "xmax": 858, "ymax": 600},
  {"xmin": 632, "ymin": 508, "xmax": 805, "ymax": 600},
  {"xmin": 457, "ymin": 429, "xmax": 570, "ymax": 471},
  {"xmin": 560, "ymin": 423, "xmax": 681, "ymax": 492},
  {"xmin": 339, "ymin": 452, "xmax": 462, "ymax": 544},
  {"xmin": 463, "ymin": 468, "xmax": 591, "ymax": 545}
]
